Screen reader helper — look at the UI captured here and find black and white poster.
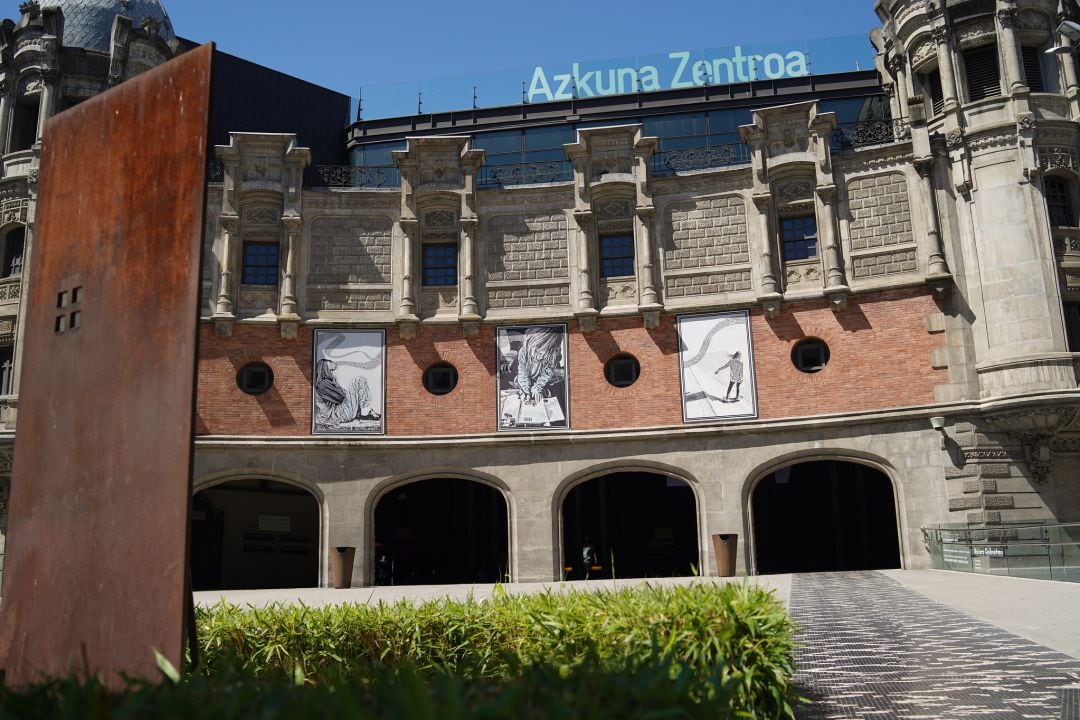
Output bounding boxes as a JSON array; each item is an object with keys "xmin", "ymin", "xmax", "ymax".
[
  {"xmin": 677, "ymin": 311, "xmax": 757, "ymax": 421},
  {"xmin": 312, "ymin": 329, "xmax": 386, "ymax": 435},
  {"xmin": 496, "ymin": 324, "xmax": 569, "ymax": 431}
]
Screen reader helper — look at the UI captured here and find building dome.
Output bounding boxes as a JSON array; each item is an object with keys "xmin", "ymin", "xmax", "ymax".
[{"xmin": 44, "ymin": 0, "xmax": 175, "ymax": 52}]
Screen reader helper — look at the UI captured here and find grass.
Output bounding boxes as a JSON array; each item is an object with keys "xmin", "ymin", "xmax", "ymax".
[{"xmin": 0, "ymin": 582, "xmax": 800, "ymax": 719}]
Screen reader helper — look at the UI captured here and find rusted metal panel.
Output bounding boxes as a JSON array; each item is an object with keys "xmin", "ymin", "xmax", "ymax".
[{"xmin": 0, "ymin": 44, "xmax": 213, "ymax": 686}]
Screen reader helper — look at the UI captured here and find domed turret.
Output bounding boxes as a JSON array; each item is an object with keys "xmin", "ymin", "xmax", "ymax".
[{"xmin": 44, "ymin": 0, "xmax": 175, "ymax": 52}]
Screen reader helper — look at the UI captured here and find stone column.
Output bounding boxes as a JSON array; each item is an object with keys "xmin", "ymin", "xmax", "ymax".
[
  {"xmin": 280, "ymin": 215, "xmax": 301, "ymax": 316},
  {"xmin": 1059, "ymin": 9, "xmax": 1080, "ymax": 117},
  {"xmin": 573, "ymin": 209, "xmax": 597, "ymax": 314},
  {"xmin": 817, "ymin": 185, "xmax": 849, "ymax": 310},
  {"xmin": 752, "ymin": 193, "xmax": 781, "ymax": 318},
  {"xmin": 35, "ymin": 71, "xmax": 58, "ymax": 142},
  {"xmin": 915, "ymin": 157, "xmax": 952, "ymax": 279},
  {"xmin": 891, "ymin": 56, "xmax": 911, "ymax": 119},
  {"xmin": 933, "ymin": 26, "xmax": 960, "ymax": 111},
  {"xmin": 459, "ymin": 217, "xmax": 480, "ymax": 319},
  {"xmin": 635, "ymin": 206, "xmax": 660, "ymax": 310},
  {"xmin": 214, "ymin": 215, "xmax": 238, "ymax": 317},
  {"xmin": 398, "ymin": 218, "xmax": 419, "ymax": 321},
  {"xmin": 996, "ymin": 5, "xmax": 1027, "ymax": 93},
  {"xmin": 0, "ymin": 77, "xmax": 11, "ymax": 155}
]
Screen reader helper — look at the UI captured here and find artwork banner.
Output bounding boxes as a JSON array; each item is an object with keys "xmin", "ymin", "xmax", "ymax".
[
  {"xmin": 313, "ymin": 329, "xmax": 386, "ymax": 435},
  {"xmin": 678, "ymin": 311, "xmax": 757, "ymax": 422},
  {"xmin": 496, "ymin": 324, "xmax": 569, "ymax": 431}
]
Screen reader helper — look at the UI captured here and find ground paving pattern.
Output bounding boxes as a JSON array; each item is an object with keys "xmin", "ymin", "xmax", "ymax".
[{"xmin": 791, "ymin": 572, "xmax": 1080, "ymax": 719}]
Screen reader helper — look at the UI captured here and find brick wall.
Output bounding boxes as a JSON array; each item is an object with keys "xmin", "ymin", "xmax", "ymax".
[{"xmin": 195, "ymin": 288, "xmax": 946, "ymax": 436}]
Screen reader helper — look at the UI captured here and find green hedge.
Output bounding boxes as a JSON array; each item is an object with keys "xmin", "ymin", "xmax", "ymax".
[{"xmin": 0, "ymin": 582, "xmax": 799, "ymax": 719}]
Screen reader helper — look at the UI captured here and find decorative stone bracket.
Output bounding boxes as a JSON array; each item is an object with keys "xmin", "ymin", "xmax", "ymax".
[{"xmin": 985, "ymin": 407, "xmax": 1079, "ymax": 484}]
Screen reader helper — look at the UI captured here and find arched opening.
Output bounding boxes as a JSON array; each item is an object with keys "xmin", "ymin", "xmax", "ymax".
[
  {"xmin": 751, "ymin": 460, "xmax": 900, "ymax": 574},
  {"xmin": 561, "ymin": 472, "xmax": 698, "ymax": 580},
  {"xmin": 373, "ymin": 478, "xmax": 509, "ymax": 585},
  {"xmin": 190, "ymin": 478, "xmax": 319, "ymax": 590}
]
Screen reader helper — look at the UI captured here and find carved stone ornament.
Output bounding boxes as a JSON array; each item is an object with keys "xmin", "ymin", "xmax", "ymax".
[
  {"xmin": 996, "ymin": 8, "xmax": 1016, "ymax": 29},
  {"xmin": 931, "ymin": 26, "xmax": 950, "ymax": 45},
  {"xmin": 775, "ymin": 180, "xmax": 813, "ymax": 204},
  {"xmin": 1038, "ymin": 147, "xmax": 1079, "ymax": 172},
  {"xmin": 423, "ymin": 209, "xmax": 456, "ymax": 229},
  {"xmin": 596, "ymin": 198, "xmax": 633, "ymax": 220},
  {"xmin": 1017, "ymin": 113, "xmax": 1036, "ymax": 132},
  {"xmin": 985, "ymin": 407, "xmax": 1078, "ymax": 484},
  {"xmin": 945, "ymin": 129, "xmax": 964, "ymax": 148},
  {"xmin": 910, "ymin": 38, "xmax": 936, "ymax": 68},
  {"xmin": 956, "ymin": 18, "xmax": 996, "ymax": 47},
  {"xmin": 244, "ymin": 206, "xmax": 279, "ymax": 226},
  {"xmin": 1017, "ymin": 9, "xmax": 1050, "ymax": 33}
]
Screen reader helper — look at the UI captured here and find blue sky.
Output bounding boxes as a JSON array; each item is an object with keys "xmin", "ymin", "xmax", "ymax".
[{"xmin": 163, "ymin": 0, "xmax": 882, "ymax": 100}]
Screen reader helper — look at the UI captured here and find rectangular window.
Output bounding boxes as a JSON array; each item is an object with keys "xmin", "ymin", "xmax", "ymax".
[
  {"xmin": 422, "ymin": 243, "xmax": 458, "ymax": 286},
  {"xmin": 1066, "ymin": 302, "xmax": 1080, "ymax": 352},
  {"xmin": 963, "ymin": 44, "xmax": 1001, "ymax": 101},
  {"xmin": 920, "ymin": 69, "xmax": 945, "ymax": 115},
  {"xmin": 3, "ymin": 228, "xmax": 24, "ymax": 278},
  {"xmin": 780, "ymin": 215, "xmax": 818, "ymax": 261},
  {"xmin": 0, "ymin": 344, "xmax": 11, "ymax": 395},
  {"xmin": 1045, "ymin": 176, "xmax": 1076, "ymax": 227},
  {"xmin": 1021, "ymin": 45, "xmax": 1045, "ymax": 93},
  {"xmin": 241, "ymin": 241, "xmax": 279, "ymax": 285},
  {"xmin": 599, "ymin": 234, "xmax": 635, "ymax": 278}
]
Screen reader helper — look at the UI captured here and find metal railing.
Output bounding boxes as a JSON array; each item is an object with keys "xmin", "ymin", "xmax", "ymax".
[
  {"xmin": 312, "ymin": 165, "xmax": 401, "ymax": 189},
  {"xmin": 830, "ymin": 118, "xmax": 910, "ymax": 153},
  {"xmin": 923, "ymin": 520, "xmax": 1080, "ymax": 583},
  {"xmin": 477, "ymin": 160, "xmax": 573, "ymax": 188},
  {"xmin": 651, "ymin": 143, "xmax": 750, "ymax": 176}
]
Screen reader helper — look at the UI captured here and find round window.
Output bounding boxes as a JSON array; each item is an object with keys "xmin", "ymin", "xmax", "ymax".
[
  {"xmin": 236, "ymin": 361, "xmax": 274, "ymax": 395},
  {"xmin": 604, "ymin": 354, "xmax": 641, "ymax": 388},
  {"xmin": 791, "ymin": 339, "xmax": 830, "ymax": 373},
  {"xmin": 423, "ymin": 362, "xmax": 459, "ymax": 395}
]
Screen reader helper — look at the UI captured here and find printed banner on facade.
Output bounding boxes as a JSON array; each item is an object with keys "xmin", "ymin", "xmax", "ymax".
[
  {"xmin": 678, "ymin": 311, "xmax": 757, "ymax": 422},
  {"xmin": 312, "ymin": 329, "xmax": 386, "ymax": 435},
  {"xmin": 496, "ymin": 324, "xmax": 569, "ymax": 431}
]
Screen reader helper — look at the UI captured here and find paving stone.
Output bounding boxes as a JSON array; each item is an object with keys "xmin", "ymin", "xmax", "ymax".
[{"xmin": 790, "ymin": 572, "xmax": 1080, "ymax": 719}]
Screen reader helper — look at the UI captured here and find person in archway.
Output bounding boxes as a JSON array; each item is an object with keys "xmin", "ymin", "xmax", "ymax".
[
  {"xmin": 715, "ymin": 351, "xmax": 744, "ymax": 402},
  {"xmin": 582, "ymin": 536, "xmax": 599, "ymax": 579},
  {"xmin": 314, "ymin": 358, "xmax": 381, "ymax": 427}
]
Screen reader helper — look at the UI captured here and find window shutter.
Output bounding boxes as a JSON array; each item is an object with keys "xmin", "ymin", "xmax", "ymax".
[
  {"xmin": 924, "ymin": 70, "xmax": 945, "ymax": 115},
  {"xmin": 1021, "ymin": 46, "xmax": 1045, "ymax": 92},
  {"xmin": 964, "ymin": 44, "xmax": 1001, "ymax": 101}
]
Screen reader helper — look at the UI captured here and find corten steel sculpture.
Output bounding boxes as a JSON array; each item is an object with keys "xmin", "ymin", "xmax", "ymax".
[{"xmin": 0, "ymin": 44, "xmax": 213, "ymax": 686}]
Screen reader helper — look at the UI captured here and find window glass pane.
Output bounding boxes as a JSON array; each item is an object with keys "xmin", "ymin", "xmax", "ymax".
[
  {"xmin": 357, "ymin": 141, "xmax": 405, "ymax": 166},
  {"xmin": 524, "ymin": 124, "xmax": 574, "ymax": 150},
  {"xmin": 522, "ymin": 148, "xmax": 567, "ymax": 163},
  {"xmin": 1045, "ymin": 177, "xmax": 1076, "ymax": 227},
  {"xmin": 819, "ymin": 97, "xmax": 889, "ymax": 123},
  {"xmin": 242, "ymin": 242, "xmax": 279, "ymax": 285},
  {"xmin": 643, "ymin": 113, "xmax": 706, "ymax": 139},
  {"xmin": 471, "ymin": 129, "xmax": 521, "ymax": 155},
  {"xmin": 600, "ymin": 234, "xmax": 635, "ymax": 278},
  {"xmin": 780, "ymin": 216, "xmax": 818, "ymax": 261},
  {"xmin": 484, "ymin": 153, "xmax": 522, "ymax": 165},
  {"xmin": 423, "ymin": 243, "xmax": 458, "ymax": 286},
  {"xmin": 707, "ymin": 108, "xmax": 754, "ymax": 134},
  {"xmin": 660, "ymin": 136, "xmax": 704, "ymax": 151}
]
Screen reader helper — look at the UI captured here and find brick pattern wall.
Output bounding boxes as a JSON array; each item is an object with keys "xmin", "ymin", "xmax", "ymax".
[
  {"xmin": 753, "ymin": 288, "xmax": 946, "ymax": 419},
  {"xmin": 848, "ymin": 174, "xmax": 913, "ymax": 250},
  {"xmin": 488, "ymin": 286, "xmax": 570, "ymax": 308},
  {"xmin": 308, "ymin": 216, "xmax": 392, "ymax": 284},
  {"xmin": 196, "ymin": 288, "xmax": 946, "ymax": 436},
  {"xmin": 664, "ymin": 196, "xmax": 749, "ymax": 271},
  {"xmin": 852, "ymin": 249, "xmax": 918, "ymax": 279},
  {"xmin": 667, "ymin": 270, "xmax": 752, "ymax": 297},
  {"xmin": 196, "ymin": 324, "xmax": 314, "ymax": 436},
  {"xmin": 485, "ymin": 213, "xmax": 568, "ymax": 282}
]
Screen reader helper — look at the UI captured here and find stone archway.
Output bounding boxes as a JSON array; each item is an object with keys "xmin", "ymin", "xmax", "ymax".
[
  {"xmin": 560, "ymin": 471, "xmax": 699, "ymax": 580},
  {"xmin": 751, "ymin": 460, "xmax": 900, "ymax": 574},
  {"xmin": 190, "ymin": 478, "xmax": 320, "ymax": 590},
  {"xmin": 372, "ymin": 477, "xmax": 509, "ymax": 585}
]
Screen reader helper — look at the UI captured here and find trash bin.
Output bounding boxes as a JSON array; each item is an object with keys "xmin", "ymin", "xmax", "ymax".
[
  {"xmin": 711, "ymin": 534, "xmax": 738, "ymax": 577},
  {"xmin": 330, "ymin": 546, "xmax": 356, "ymax": 589}
]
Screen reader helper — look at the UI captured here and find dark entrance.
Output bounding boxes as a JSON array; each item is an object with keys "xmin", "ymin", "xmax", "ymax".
[
  {"xmin": 561, "ymin": 472, "xmax": 698, "ymax": 580},
  {"xmin": 191, "ymin": 479, "xmax": 319, "ymax": 590},
  {"xmin": 751, "ymin": 460, "xmax": 901, "ymax": 574},
  {"xmin": 373, "ymin": 478, "xmax": 509, "ymax": 585}
]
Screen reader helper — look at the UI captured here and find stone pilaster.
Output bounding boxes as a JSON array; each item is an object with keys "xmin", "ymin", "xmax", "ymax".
[
  {"xmin": 995, "ymin": 3, "xmax": 1027, "ymax": 94},
  {"xmin": 397, "ymin": 217, "xmax": 420, "ymax": 330},
  {"xmin": 817, "ymin": 184, "xmax": 849, "ymax": 310},
  {"xmin": 752, "ymin": 193, "xmax": 781, "ymax": 318},
  {"xmin": 635, "ymin": 205, "xmax": 661, "ymax": 327},
  {"xmin": 932, "ymin": 25, "xmax": 960, "ymax": 113},
  {"xmin": 459, "ymin": 217, "xmax": 480, "ymax": 334},
  {"xmin": 278, "ymin": 215, "xmax": 301, "ymax": 335},
  {"xmin": 914, "ymin": 156, "xmax": 951, "ymax": 286},
  {"xmin": 572, "ymin": 208, "xmax": 597, "ymax": 330}
]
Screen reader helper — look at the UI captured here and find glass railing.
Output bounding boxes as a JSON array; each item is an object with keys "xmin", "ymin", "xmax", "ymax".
[{"xmin": 923, "ymin": 520, "xmax": 1080, "ymax": 583}]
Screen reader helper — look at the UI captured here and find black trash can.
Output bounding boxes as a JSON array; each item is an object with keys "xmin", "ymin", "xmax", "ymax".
[
  {"xmin": 330, "ymin": 546, "xmax": 356, "ymax": 589},
  {"xmin": 711, "ymin": 534, "xmax": 738, "ymax": 577}
]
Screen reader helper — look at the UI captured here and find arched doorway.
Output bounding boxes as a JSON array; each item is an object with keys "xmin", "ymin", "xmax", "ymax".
[
  {"xmin": 372, "ymin": 478, "xmax": 509, "ymax": 585},
  {"xmin": 561, "ymin": 472, "xmax": 698, "ymax": 580},
  {"xmin": 751, "ymin": 460, "xmax": 900, "ymax": 574},
  {"xmin": 190, "ymin": 479, "xmax": 319, "ymax": 590}
]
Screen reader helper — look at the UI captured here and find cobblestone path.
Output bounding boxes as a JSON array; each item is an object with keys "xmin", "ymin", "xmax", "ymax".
[{"xmin": 791, "ymin": 572, "xmax": 1080, "ymax": 719}]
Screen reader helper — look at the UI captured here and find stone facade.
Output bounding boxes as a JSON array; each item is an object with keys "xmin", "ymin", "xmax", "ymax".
[{"xmin": 4, "ymin": 0, "xmax": 1080, "ymax": 592}]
